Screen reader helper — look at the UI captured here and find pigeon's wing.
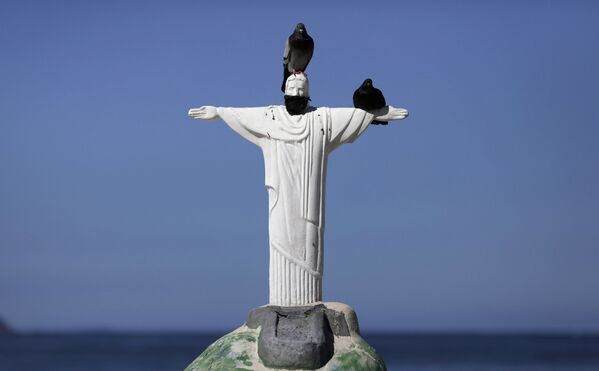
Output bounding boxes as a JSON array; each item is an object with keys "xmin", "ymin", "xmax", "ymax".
[
  {"xmin": 353, "ymin": 88, "xmax": 366, "ymax": 110},
  {"xmin": 296, "ymin": 35, "xmax": 314, "ymax": 71},
  {"xmin": 372, "ymin": 88, "xmax": 386, "ymax": 108},
  {"xmin": 303, "ymin": 40, "xmax": 314, "ymax": 70},
  {"xmin": 303, "ymin": 35, "xmax": 314, "ymax": 69},
  {"xmin": 353, "ymin": 89, "xmax": 360, "ymax": 108},
  {"xmin": 371, "ymin": 88, "xmax": 387, "ymax": 125},
  {"xmin": 281, "ymin": 36, "xmax": 292, "ymax": 92},
  {"xmin": 283, "ymin": 37, "xmax": 291, "ymax": 63},
  {"xmin": 281, "ymin": 66, "xmax": 291, "ymax": 92}
]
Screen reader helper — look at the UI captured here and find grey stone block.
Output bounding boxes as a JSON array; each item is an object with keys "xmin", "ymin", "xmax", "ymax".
[
  {"xmin": 250, "ymin": 305, "xmax": 334, "ymax": 369},
  {"xmin": 247, "ymin": 304, "xmax": 352, "ymax": 337}
]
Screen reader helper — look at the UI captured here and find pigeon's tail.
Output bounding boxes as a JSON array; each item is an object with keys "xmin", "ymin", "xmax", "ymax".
[
  {"xmin": 371, "ymin": 120, "xmax": 388, "ymax": 126},
  {"xmin": 281, "ymin": 66, "xmax": 291, "ymax": 93}
]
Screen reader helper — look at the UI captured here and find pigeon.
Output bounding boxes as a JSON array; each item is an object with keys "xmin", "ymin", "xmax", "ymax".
[
  {"xmin": 353, "ymin": 78, "xmax": 388, "ymax": 125},
  {"xmin": 281, "ymin": 23, "xmax": 314, "ymax": 92}
]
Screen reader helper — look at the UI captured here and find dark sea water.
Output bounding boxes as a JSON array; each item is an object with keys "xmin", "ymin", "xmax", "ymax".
[{"xmin": 1, "ymin": 332, "xmax": 599, "ymax": 371}]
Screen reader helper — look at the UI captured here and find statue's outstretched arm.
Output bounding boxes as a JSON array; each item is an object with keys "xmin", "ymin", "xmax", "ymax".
[
  {"xmin": 188, "ymin": 106, "xmax": 219, "ymax": 120},
  {"xmin": 188, "ymin": 106, "xmax": 266, "ymax": 147},
  {"xmin": 372, "ymin": 105, "xmax": 409, "ymax": 122}
]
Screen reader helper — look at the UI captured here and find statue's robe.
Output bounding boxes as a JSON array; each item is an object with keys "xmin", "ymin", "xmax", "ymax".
[{"xmin": 217, "ymin": 106, "xmax": 374, "ymax": 306}]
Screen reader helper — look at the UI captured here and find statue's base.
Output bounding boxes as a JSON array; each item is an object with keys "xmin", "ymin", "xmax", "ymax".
[{"xmin": 184, "ymin": 302, "xmax": 386, "ymax": 371}]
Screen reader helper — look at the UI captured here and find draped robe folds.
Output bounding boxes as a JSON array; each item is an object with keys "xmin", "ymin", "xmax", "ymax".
[{"xmin": 217, "ymin": 106, "xmax": 374, "ymax": 306}]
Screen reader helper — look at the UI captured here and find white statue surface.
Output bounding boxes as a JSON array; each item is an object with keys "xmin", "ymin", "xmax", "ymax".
[{"xmin": 189, "ymin": 75, "xmax": 408, "ymax": 307}]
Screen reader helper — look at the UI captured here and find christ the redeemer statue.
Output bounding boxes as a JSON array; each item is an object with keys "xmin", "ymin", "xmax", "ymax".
[{"xmin": 189, "ymin": 74, "xmax": 408, "ymax": 307}]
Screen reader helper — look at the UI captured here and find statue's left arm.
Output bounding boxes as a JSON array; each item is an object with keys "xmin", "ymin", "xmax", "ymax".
[
  {"xmin": 371, "ymin": 105, "xmax": 409, "ymax": 122},
  {"xmin": 327, "ymin": 105, "xmax": 409, "ymax": 152}
]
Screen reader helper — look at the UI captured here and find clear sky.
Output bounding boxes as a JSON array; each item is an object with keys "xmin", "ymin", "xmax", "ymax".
[{"xmin": 1, "ymin": 0, "xmax": 598, "ymax": 332}]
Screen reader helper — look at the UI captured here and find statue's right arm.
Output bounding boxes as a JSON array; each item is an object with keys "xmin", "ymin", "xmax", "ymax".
[
  {"xmin": 188, "ymin": 106, "xmax": 220, "ymax": 120},
  {"xmin": 188, "ymin": 106, "xmax": 266, "ymax": 148}
]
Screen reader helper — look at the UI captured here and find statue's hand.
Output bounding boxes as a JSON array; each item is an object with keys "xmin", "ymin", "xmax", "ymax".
[
  {"xmin": 188, "ymin": 106, "xmax": 219, "ymax": 120},
  {"xmin": 372, "ymin": 105, "xmax": 409, "ymax": 122},
  {"xmin": 386, "ymin": 106, "xmax": 409, "ymax": 120}
]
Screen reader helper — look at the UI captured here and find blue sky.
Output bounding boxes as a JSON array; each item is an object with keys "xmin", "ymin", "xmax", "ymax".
[{"xmin": 1, "ymin": 0, "xmax": 598, "ymax": 332}]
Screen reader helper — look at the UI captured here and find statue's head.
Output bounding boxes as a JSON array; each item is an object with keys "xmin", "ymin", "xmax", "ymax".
[
  {"xmin": 284, "ymin": 73, "xmax": 310, "ymax": 98},
  {"xmin": 284, "ymin": 73, "xmax": 310, "ymax": 116}
]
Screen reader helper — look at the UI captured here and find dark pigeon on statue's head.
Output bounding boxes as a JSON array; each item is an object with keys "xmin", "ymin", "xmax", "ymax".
[{"xmin": 281, "ymin": 23, "xmax": 314, "ymax": 92}]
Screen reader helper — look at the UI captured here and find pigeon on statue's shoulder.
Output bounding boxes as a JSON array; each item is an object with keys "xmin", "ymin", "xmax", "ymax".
[
  {"xmin": 281, "ymin": 23, "xmax": 314, "ymax": 92},
  {"xmin": 353, "ymin": 78, "xmax": 387, "ymax": 125}
]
